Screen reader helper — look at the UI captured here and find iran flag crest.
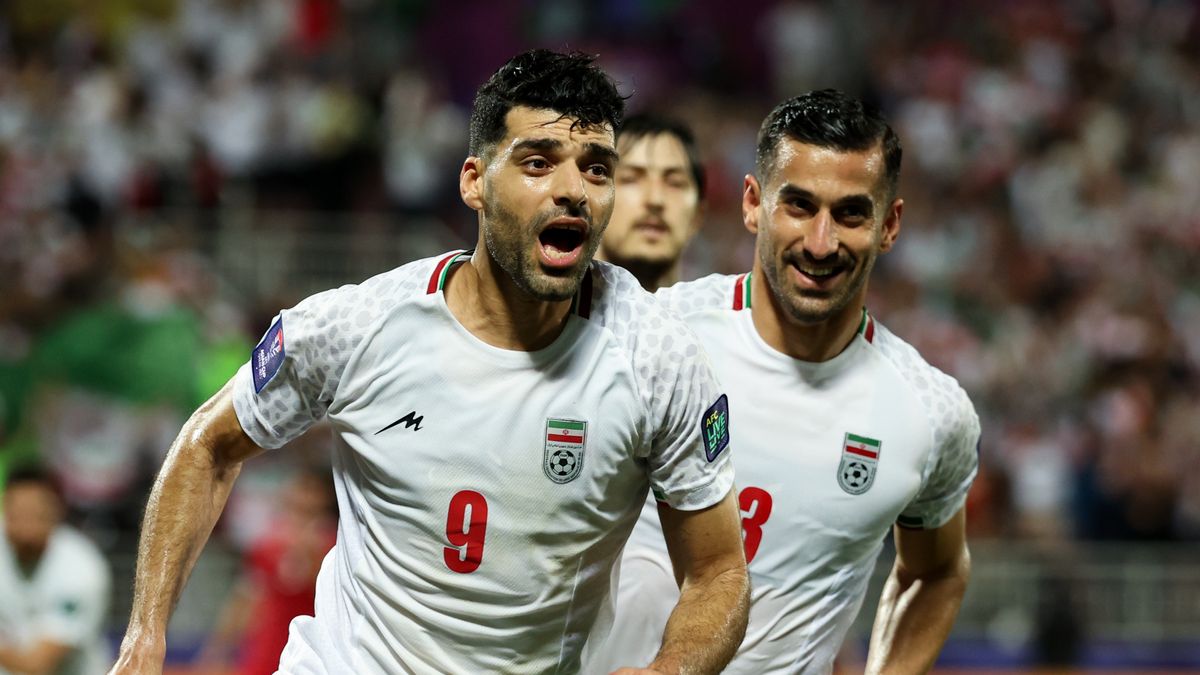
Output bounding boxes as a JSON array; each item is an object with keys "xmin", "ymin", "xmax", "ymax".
[
  {"xmin": 544, "ymin": 418, "xmax": 586, "ymax": 484},
  {"xmin": 837, "ymin": 433, "xmax": 882, "ymax": 495}
]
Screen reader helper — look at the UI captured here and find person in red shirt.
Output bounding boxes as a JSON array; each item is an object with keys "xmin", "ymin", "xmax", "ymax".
[{"xmin": 201, "ymin": 470, "xmax": 336, "ymax": 675}]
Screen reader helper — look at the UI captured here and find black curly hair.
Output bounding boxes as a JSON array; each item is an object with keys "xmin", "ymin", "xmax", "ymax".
[{"xmin": 468, "ymin": 49, "xmax": 625, "ymax": 158}]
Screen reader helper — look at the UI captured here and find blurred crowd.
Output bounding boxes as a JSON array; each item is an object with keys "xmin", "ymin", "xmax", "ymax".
[{"xmin": 2, "ymin": 0, "xmax": 1200, "ymax": 586}]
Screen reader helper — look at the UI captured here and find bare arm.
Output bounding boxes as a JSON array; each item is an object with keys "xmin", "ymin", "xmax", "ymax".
[
  {"xmin": 0, "ymin": 640, "xmax": 72, "ymax": 675},
  {"xmin": 109, "ymin": 380, "xmax": 265, "ymax": 674},
  {"xmin": 615, "ymin": 489, "xmax": 749, "ymax": 675},
  {"xmin": 866, "ymin": 507, "xmax": 970, "ymax": 675}
]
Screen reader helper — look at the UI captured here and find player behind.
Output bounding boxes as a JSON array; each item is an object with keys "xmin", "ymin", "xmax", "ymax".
[
  {"xmin": 596, "ymin": 114, "xmax": 705, "ymax": 291},
  {"xmin": 591, "ymin": 89, "xmax": 980, "ymax": 674},
  {"xmin": 199, "ymin": 470, "xmax": 337, "ymax": 675},
  {"xmin": 0, "ymin": 466, "xmax": 112, "ymax": 675},
  {"xmin": 108, "ymin": 49, "xmax": 748, "ymax": 675}
]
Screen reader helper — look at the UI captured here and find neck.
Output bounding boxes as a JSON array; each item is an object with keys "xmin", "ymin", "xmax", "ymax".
[
  {"xmin": 13, "ymin": 544, "xmax": 46, "ymax": 577},
  {"xmin": 443, "ymin": 248, "xmax": 575, "ymax": 351},
  {"xmin": 597, "ymin": 252, "xmax": 679, "ymax": 292},
  {"xmin": 748, "ymin": 264, "xmax": 865, "ymax": 362}
]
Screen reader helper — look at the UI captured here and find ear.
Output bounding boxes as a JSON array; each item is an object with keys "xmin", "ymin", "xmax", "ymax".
[
  {"xmin": 742, "ymin": 174, "xmax": 762, "ymax": 235},
  {"xmin": 460, "ymin": 156, "xmax": 486, "ymax": 211},
  {"xmin": 879, "ymin": 197, "xmax": 903, "ymax": 252}
]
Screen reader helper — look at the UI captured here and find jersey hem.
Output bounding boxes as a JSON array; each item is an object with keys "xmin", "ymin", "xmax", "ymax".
[{"xmin": 656, "ymin": 464, "xmax": 735, "ymax": 511}]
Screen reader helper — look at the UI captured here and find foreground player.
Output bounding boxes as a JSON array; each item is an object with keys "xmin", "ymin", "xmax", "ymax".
[
  {"xmin": 109, "ymin": 50, "xmax": 748, "ymax": 674},
  {"xmin": 597, "ymin": 115, "xmax": 705, "ymax": 291},
  {"xmin": 591, "ymin": 90, "xmax": 979, "ymax": 674}
]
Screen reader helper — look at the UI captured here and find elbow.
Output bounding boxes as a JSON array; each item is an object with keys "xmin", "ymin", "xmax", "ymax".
[
  {"xmin": 736, "ymin": 567, "xmax": 752, "ymax": 637},
  {"xmin": 895, "ymin": 543, "xmax": 971, "ymax": 596},
  {"xmin": 931, "ymin": 544, "xmax": 971, "ymax": 602},
  {"xmin": 953, "ymin": 544, "xmax": 972, "ymax": 597},
  {"xmin": 725, "ymin": 559, "xmax": 752, "ymax": 643}
]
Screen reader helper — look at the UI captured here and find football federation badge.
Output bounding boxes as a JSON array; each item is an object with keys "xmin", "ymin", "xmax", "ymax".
[
  {"xmin": 838, "ymin": 433, "xmax": 882, "ymax": 495},
  {"xmin": 544, "ymin": 418, "xmax": 586, "ymax": 483}
]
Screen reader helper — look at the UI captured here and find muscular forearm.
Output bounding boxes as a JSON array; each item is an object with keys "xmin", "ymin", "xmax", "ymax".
[
  {"xmin": 649, "ymin": 564, "xmax": 749, "ymax": 675},
  {"xmin": 113, "ymin": 385, "xmax": 257, "ymax": 670},
  {"xmin": 866, "ymin": 551, "xmax": 970, "ymax": 674}
]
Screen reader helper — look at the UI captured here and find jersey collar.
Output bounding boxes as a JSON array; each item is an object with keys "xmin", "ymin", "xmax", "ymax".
[
  {"xmin": 427, "ymin": 249, "xmax": 593, "ymax": 319},
  {"xmin": 731, "ymin": 272, "xmax": 874, "ymax": 343},
  {"xmin": 731, "ymin": 271, "xmax": 752, "ymax": 310}
]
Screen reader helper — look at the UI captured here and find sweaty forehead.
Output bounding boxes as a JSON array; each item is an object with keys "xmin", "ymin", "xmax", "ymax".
[
  {"xmin": 769, "ymin": 139, "xmax": 885, "ymax": 195},
  {"xmin": 500, "ymin": 106, "xmax": 615, "ymax": 150}
]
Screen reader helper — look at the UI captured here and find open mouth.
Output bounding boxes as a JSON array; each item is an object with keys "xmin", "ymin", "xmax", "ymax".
[{"xmin": 538, "ymin": 219, "xmax": 588, "ymax": 268}]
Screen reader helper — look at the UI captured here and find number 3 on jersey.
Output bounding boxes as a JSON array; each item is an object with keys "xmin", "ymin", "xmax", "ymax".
[
  {"xmin": 739, "ymin": 486, "xmax": 773, "ymax": 563},
  {"xmin": 444, "ymin": 490, "xmax": 488, "ymax": 573}
]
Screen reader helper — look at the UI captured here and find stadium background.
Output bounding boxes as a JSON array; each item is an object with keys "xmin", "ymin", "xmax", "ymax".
[{"xmin": 1, "ymin": 0, "xmax": 1198, "ymax": 672}]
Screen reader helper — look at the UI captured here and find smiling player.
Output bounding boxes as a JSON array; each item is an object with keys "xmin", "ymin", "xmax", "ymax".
[{"xmin": 590, "ymin": 89, "xmax": 980, "ymax": 674}]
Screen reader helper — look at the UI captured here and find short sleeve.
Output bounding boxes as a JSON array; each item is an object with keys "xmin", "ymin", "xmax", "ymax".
[
  {"xmin": 897, "ymin": 391, "xmax": 980, "ymax": 530},
  {"xmin": 233, "ymin": 288, "xmax": 350, "ymax": 449},
  {"xmin": 640, "ymin": 318, "xmax": 735, "ymax": 511},
  {"xmin": 39, "ymin": 546, "xmax": 110, "ymax": 647}
]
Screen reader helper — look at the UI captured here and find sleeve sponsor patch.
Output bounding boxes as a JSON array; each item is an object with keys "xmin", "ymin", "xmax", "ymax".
[
  {"xmin": 252, "ymin": 318, "xmax": 286, "ymax": 393},
  {"xmin": 701, "ymin": 394, "xmax": 730, "ymax": 462}
]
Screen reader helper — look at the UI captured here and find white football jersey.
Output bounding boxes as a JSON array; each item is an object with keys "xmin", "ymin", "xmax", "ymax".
[
  {"xmin": 231, "ymin": 252, "xmax": 734, "ymax": 674},
  {"xmin": 0, "ymin": 525, "xmax": 112, "ymax": 675},
  {"xmin": 589, "ymin": 272, "xmax": 979, "ymax": 675}
]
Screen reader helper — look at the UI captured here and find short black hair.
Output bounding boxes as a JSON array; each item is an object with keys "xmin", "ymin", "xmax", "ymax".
[
  {"xmin": 619, "ymin": 114, "xmax": 706, "ymax": 200},
  {"xmin": 4, "ymin": 465, "xmax": 63, "ymax": 501},
  {"xmin": 755, "ymin": 89, "xmax": 902, "ymax": 197},
  {"xmin": 468, "ymin": 49, "xmax": 625, "ymax": 158}
]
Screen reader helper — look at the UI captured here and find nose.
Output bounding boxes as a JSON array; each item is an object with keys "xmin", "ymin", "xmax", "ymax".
[
  {"xmin": 644, "ymin": 176, "xmax": 665, "ymax": 211},
  {"xmin": 803, "ymin": 210, "xmax": 838, "ymax": 260},
  {"xmin": 552, "ymin": 163, "xmax": 588, "ymax": 212}
]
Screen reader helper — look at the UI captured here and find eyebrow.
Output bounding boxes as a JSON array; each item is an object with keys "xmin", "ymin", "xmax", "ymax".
[
  {"xmin": 512, "ymin": 138, "xmax": 563, "ymax": 155},
  {"xmin": 512, "ymin": 138, "xmax": 619, "ymax": 165},
  {"xmin": 617, "ymin": 163, "xmax": 690, "ymax": 174},
  {"xmin": 583, "ymin": 142, "xmax": 620, "ymax": 165},
  {"xmin": 778, "ymin": 184, "xmax": 874, "ymax": 210}
]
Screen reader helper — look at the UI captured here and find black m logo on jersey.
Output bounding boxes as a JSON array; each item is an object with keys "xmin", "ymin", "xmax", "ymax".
[{"xmin": 375, "ymin": 411, "xmax": 424, "ymax": 434}]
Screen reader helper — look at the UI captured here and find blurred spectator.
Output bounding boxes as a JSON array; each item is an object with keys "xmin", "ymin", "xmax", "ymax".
[
  {"xmin": 198, "ymin": 469, "xmax": 336, "ymax": 675},
  {"xmin": 0, "ymin": 466, "xmax": 112, "ymax": 675}
]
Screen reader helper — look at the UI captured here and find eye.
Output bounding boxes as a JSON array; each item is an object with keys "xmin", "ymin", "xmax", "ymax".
[
  {"xmin": 587, "ymin": 164, "xmax": 611, "ymax": 178},
  {"xmin": 524, "ymin": 157, "xmax": 551, "ymax": 172},
  {"xmin": 786, "ymin": 199, "xmax": 815, "ymax": 216},
  {"xmin": 835, "ymin": 206, "xmax": 870, "ymax": 225}
]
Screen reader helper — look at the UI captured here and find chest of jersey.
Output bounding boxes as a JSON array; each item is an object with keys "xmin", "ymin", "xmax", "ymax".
[
  {"xmin": 326, "ymin": 298, "xmax": 648, "ymax": 591},
  {"xmin": 700, "ymin": 313, "xmax": 930, "ymax": 578}
]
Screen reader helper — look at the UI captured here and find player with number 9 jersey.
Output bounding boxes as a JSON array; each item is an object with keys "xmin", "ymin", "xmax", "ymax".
[{"xmin": 232, "ymin": 252, "xmax": 733, "ymax": 673}]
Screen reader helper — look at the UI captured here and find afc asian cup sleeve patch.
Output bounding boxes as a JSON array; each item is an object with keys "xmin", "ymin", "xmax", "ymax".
[
  {"xmin": 252, "ymin": 318, "xmax": 286, "ymax": 393},
  {"xmin": 700, "ymin": 394, "xmax": 730, "ymax": 462}
]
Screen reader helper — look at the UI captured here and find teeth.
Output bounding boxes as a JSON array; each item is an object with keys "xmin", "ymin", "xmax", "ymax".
[
  {"xmin": 798, "ymin": 265, "xmax": 836, "ymax": 277},
  {"xmin": 544, "ymin": 245, "xmax": 574, "ymax": 259}
]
